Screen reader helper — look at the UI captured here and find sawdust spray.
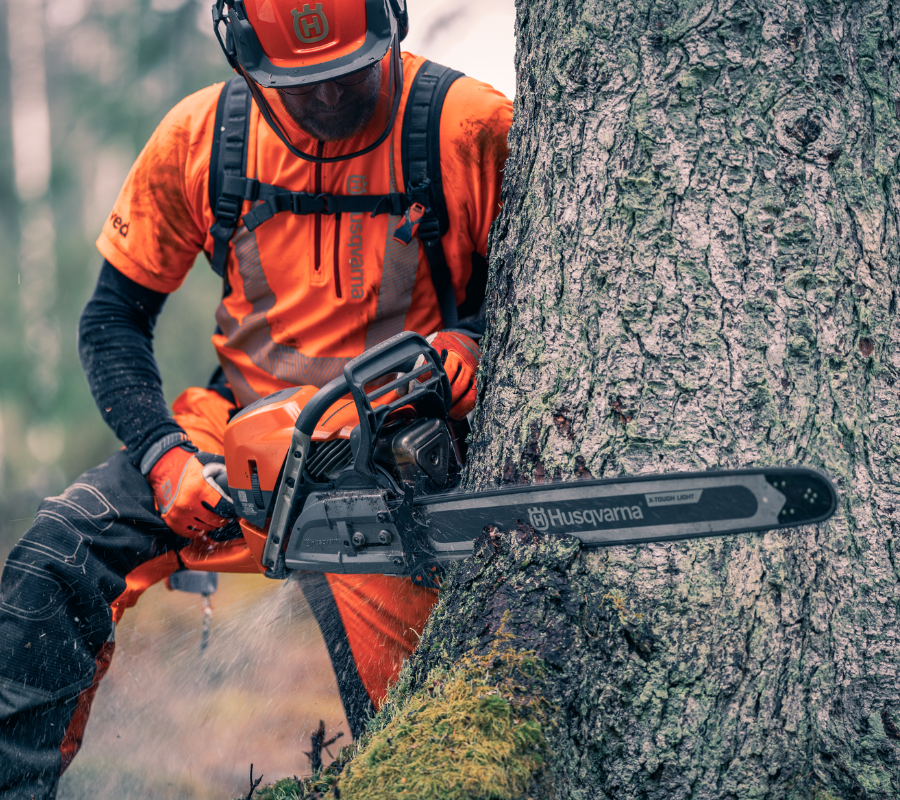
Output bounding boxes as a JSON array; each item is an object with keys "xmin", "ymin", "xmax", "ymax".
[{"xmin": 57, "ymin": 573, "xmax": 348, "ymax": 800}]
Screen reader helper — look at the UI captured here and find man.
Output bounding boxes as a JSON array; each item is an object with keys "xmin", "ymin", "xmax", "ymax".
[{"xmin": 0, "ymin": 0, "xmax": 511, "ymax": 795}]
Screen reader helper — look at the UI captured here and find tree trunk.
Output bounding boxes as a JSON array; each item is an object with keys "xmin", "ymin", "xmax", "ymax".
[{"xmin": 335, "ymin": 1, "xmax": 900, "ymax": 798}]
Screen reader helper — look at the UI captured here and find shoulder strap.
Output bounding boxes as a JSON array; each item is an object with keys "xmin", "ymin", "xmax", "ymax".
[
  {"xmin": 208, "ymin": 76, "xmax": 252, "ymax": 277},
  {"xmin": 401, "ymin": 61, "xmax": 464, "ymax": 329},
  {"xmin": 206, "ymin": 74, "xmax": 409, "ymax": 272}
]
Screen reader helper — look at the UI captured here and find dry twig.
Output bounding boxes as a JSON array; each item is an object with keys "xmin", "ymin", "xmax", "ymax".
[
  {"xmin": 243, "ymin": 763, "xmax": 263, "ymax": 800},
  {"xmin": 304, "ymin": 720, "xmax": 345, "ymax": 772}
]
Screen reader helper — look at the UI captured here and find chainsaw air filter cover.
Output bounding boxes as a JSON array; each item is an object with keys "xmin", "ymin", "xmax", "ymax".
[{"xmin": 388, "ymin": 417, "xmax": 452, "ymax": 490}]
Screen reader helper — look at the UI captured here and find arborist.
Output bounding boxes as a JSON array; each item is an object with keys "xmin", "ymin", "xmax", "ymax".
[{"xmin": 0, "ymin": 0, "xmax": 511, "ymax": 794}]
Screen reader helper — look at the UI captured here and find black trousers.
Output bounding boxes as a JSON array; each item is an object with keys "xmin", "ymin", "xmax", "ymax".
[{"xmin": 0, "ymin": 452, "xmax": 370, "ymax": 799}]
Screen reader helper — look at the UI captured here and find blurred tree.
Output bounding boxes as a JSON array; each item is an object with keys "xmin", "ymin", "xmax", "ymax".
[{"xmin": 0, "ymin": 0, "xmax": 232, "ymax": 554}]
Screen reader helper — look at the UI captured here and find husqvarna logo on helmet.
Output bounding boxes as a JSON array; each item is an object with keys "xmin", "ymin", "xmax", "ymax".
[{"xmin": 291, "ymin": 4, "xmax": 329, "ymax": 43}]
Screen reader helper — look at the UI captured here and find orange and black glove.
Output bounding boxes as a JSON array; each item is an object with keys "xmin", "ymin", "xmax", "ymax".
[
  {"xmin": 427, "ymin": 331, "xmax": 481, "ymax": 421},
  {"xmin": 142, "ymin": 435, "xmax": 233, "ymax": 538}
]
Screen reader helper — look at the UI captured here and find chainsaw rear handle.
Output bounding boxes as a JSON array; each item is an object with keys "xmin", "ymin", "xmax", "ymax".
[{"xmin": 262, "ymin": 332, "xmax": 451, "ymax": 578}]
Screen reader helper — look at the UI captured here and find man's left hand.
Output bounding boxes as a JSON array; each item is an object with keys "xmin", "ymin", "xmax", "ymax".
[{"xmin": 428, "ymin": 331, "xmax": 480, "ymax": 421}]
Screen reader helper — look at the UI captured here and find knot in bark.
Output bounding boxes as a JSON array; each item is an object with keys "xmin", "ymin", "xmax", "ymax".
[{"xmin": 786, "ymin": 112, "xmax": 822, "ymax": 147}]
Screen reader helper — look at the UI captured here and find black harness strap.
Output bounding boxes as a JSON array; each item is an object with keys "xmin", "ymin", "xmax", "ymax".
[
  {"xmin": 401, "ymin": 62, "xmax": 465, "ymax": 328},
  {"xmin": 238, "ymin": 183, "xmax": 412, "ymax": 231},
  {"xmin": 208, "ymin": 77, "xmax": 252, "ymax": 277},
  {"xmin": 207, "ymin": 63, "xmax": 466, "ymax": 325}
]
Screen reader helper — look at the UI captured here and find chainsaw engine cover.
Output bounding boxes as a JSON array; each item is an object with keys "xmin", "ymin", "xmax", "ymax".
[
  {"xmin": 283, "ymin": 492, "xmax": 411, "ymax": 573},
  {"xmin": 222, "ymin": 383, "xmax": 404, "ymax": 527}
]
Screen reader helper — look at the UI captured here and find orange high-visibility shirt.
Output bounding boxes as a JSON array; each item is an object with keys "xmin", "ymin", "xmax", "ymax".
[{"xmin": 96, "ymin": 52, "xmax": 512, "ymax": 408}]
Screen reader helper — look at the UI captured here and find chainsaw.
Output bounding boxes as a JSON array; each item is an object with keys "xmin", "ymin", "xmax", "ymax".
[{"xmin": 209, "ymin": 331, "xmax": 837, "ymax": 589}]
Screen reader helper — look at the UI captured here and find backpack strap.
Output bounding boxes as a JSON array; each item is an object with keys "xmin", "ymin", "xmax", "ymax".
[
  {"xmin": 239, "ymin": 185, "xmax": 412, "ymax": 230},
  {"xmin": 401, "ymin": 61, "xmax": 465, "ymax": 329},
  {"xmin": 208, "ymin": 76, "xmax": 252, "ymax": 277}
]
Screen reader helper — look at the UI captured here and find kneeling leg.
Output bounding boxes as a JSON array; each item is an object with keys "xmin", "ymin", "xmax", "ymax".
[{"xmin": 0, "ymin": 451, "xmax": 184, "ymax": 799}]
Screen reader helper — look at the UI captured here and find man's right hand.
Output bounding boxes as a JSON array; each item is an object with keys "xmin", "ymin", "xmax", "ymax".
[{"xmin": 147, "ymin": 445, "xmax": 231, "ymax": 538}]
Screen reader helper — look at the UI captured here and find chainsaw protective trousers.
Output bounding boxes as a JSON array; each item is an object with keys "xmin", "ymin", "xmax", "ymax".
[{"xmin": 0, "ymin": 451, "xmax": 179, "ymax": 799}]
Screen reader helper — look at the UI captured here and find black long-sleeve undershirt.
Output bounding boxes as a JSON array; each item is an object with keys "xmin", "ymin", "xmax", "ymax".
[{"xmin": 78, "ymin": 261, "xmax": 186, "ymax": 467}]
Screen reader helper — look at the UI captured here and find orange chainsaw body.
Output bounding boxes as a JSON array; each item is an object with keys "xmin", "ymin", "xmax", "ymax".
[{"xmin": 175, "ymin": 385, "xmax": 367, "ymax": 575}]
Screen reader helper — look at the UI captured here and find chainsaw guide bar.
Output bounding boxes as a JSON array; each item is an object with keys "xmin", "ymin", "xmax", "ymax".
[{"xmin": 281, "ymin": 468, "xmax": 837, "ymax": 587}]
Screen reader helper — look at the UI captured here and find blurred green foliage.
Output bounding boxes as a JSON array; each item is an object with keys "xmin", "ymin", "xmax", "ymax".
[{"xmin": 0, "ymin": 0, "xmax": 233, "ymax": 554}]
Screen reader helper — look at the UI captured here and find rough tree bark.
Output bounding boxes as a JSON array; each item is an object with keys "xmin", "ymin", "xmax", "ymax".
[{"xmin": 330, "ymin": 1, "xmax": 900, "ymax": 798}]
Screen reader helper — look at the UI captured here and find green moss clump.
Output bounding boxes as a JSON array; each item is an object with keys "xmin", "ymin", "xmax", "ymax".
[
  {"xmin": 251, "ymin": 777, "xmax": 306, "ymax": 800},
  {"xmin": 336, "ymin": 644, "xmax": 554, "ymax": 800}
]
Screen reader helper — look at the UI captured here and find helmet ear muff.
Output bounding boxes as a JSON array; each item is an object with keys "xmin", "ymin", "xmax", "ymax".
[{"xmin": 212, "ymin": 0, "xmax": 240, "ymax": 70}]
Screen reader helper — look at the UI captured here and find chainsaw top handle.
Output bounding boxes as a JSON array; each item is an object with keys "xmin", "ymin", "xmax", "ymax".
[{"xmin": 262, "ymin": 332, "xmax": 452, "ymax": 578}]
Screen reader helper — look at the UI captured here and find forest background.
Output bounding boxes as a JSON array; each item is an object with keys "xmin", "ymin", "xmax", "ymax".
[{"xmin": 0, "ymin": 0, "xmax": 514, "ymax": 796}]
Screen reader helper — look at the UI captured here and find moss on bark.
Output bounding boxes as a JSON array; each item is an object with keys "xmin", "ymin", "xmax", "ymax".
[{"xmin": 336, "ymin": 640, "xmax": 553, "ymax": 800}]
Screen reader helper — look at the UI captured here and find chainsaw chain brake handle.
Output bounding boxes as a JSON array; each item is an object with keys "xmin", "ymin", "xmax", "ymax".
[
  {"xmin": 261, "ymin": 332, "xmax": 451, "ymax": 578},
  {"xmin": 344, "ymin": 332, "xmax": 452, "ymax": 482}
]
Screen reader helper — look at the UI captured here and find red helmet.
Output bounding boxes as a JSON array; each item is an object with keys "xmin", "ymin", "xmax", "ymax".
[{"xmin": 214, "ymin": 0, "xmax": 408, "ymax": 90}]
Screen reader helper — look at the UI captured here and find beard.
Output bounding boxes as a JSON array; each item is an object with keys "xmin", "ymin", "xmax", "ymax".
[{"xmin": 280, "ymin": 64, "xmax": 383, "ymax": 143}]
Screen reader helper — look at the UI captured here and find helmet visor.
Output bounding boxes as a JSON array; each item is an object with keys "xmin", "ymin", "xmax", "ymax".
[
  {"xmin": 261, "ymin": 49, "xmax": 391, "ymax": 152},
  {"xmin": 247, "ymin": 41, "xmax": 402, "ymax": 163}
]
